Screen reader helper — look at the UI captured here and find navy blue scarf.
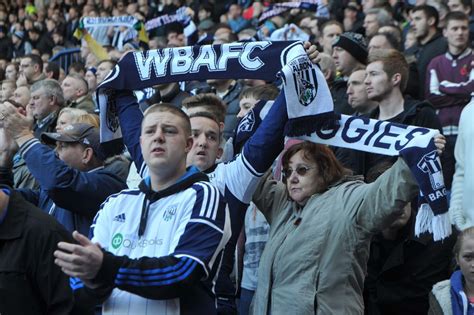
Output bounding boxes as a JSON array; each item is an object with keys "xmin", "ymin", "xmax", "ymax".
[{"xmin": 96, "ymin": 41, "xmax": 304, "ymax": 145}]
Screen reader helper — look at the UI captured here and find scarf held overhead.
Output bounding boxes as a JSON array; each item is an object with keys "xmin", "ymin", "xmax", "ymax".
[
  {"xmin": 258, "ymin": 0, "xmax": 329, "ymax": 25},
  {"xmin": 96, "ymin": 40, "xmax": 305, "ymax": 143},
  {"xmin": 282, "ymin": 77, "xmax": 450, "ymax": 240}
]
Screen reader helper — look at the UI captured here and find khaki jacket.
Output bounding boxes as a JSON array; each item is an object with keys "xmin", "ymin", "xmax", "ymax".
[{"xmin": 251, "ymin": 159, "xmax": 418, "ymax": 315}]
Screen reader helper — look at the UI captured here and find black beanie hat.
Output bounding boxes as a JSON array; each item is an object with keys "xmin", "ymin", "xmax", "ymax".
[{"xmin": 332, "ymin": 32, "xmax": 368, "ymax": 65}]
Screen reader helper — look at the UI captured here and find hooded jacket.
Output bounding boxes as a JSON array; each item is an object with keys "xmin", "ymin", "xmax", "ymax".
[
  {"xmin": 72, "ymin": 167, "xmax": 231, "ymax": 315},
  {"xmin": 429, "ymin": 271, "xmax": 474, "ymax": 315}
]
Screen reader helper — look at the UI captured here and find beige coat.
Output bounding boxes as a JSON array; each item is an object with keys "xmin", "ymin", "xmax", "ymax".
[{"xmin": 251, "ymin": 158, "xmax": 418, "ymax": 315}]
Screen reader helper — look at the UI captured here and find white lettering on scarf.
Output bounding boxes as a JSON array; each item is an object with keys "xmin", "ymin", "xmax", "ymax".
[{"xmin": 133, "ymin": 42, "xmax": 272, "ymax": 81}]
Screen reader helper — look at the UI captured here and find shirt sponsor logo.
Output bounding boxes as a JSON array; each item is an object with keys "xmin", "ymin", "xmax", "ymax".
[{"xmin": 111, "ymin": 233, "xmax": 163, "ymax": 250}]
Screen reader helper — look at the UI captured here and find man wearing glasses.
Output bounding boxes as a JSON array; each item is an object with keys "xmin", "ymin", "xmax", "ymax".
[{"xmin": 18, "ymin": 54, "xmax": 45, "ymax": 86}]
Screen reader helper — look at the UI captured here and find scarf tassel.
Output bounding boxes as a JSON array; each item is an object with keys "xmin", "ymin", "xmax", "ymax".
[
  {"xmin": 415, "ymin": 203, "xmax": 452, "ymax": 241},
  {"xmin": 284, "ymin": 112, "xmax": 340, "ymax": 137}
]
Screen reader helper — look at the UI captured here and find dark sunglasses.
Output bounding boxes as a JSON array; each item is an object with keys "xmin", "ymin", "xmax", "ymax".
[{"xmin": 282, "ymin": 165, "xmax": 317, "ymax": 179}]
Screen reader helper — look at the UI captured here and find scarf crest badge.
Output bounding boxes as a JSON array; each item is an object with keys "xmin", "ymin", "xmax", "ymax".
[{"xmin": 288, "ymin": 55, "xmax": 318, "ymax": 106}]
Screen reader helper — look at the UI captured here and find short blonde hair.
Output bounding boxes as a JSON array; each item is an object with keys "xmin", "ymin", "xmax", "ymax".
[{"xmin": 58, "ymin": 108, "xmax": 100, "ymax": 128}]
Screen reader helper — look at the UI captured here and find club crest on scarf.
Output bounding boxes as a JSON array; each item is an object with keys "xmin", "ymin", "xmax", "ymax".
[
  {"xmin": 417, "ymin": 150, "xmax": 446, "ymax": 197},
  {"xmin": 289, "ymin": 56, "xmax": 318, "ymax": 106},
  {"xmin": 237, "ymin": 110, "xmax": 256, "ymax": 134},
  {"xmin": 105, "ymin": 90, "xmax": 120, "ymax": 133}
]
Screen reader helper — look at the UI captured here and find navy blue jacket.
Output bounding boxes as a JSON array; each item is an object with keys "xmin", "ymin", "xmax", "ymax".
[{"xmin": 15, "ymin": 138, "xmax": 127, "ymax": 236}]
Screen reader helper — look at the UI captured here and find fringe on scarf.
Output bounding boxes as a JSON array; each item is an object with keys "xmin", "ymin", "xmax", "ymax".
[{"xmin": 415, "ymin": 203, "xmax": 452, "ymax": 241}]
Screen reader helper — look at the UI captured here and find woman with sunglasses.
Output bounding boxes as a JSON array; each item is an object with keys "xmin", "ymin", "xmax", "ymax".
[{"xmin": 250, "ymin": 140, "xmax": 442, "ymax": 314}]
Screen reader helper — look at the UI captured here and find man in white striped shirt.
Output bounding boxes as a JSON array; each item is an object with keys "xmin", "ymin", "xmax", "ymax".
[{"xmin": 54, "ymin": 104, "xmax": 231, "ymax": 315}]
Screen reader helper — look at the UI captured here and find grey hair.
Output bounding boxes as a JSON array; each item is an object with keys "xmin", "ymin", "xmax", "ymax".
[
  {"xmin": 31, "ymin": 79, "xmax": 65, "ymax": 107},
  {"xmin": 366, "ymin": 8, "xmax": 393, "ymax": 27}
]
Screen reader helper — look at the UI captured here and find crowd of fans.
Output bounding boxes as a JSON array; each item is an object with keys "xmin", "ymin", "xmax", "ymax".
[{"xmin": 0, "ymin": 0, "xmax": 473, "ymax": 314}]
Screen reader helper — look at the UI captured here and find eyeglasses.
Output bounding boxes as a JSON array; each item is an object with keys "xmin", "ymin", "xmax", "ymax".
[{"xmin": 282, "ymin": 165, "xmax": 317, "ymax": 179}]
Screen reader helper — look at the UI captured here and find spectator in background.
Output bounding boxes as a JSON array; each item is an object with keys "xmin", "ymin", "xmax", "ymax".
[
  {"xmin": 28, "ymin": 26, "xmax": 54, "ymax": 56},
  {"xmin": 319, "ymin": 20, "xmax": 343, "ymax": 55},
  {"xmin": 368, "ymin": 32, "xmax": 401, "ymax": 52},
  {"xmin": 344, "ymin": 2, "xmax": 365, "ymax": 33},
  {"xmin": 446, "ymin": 0, "xmax": 473, "ymax": 44},
  {"xmin": 4, "ymin": 63, "xmax": 18, "ymax": 81},
  {"xmin": 182, "ymin": 93, "xmax": 227, "ymax": 132},
  {"xmin": 426, "ymin": 12, "xmax": 472, "ymax": 191},
  {"xmin": 0, "ymin": 99, "xmax": 39, "ymax": 190},
  {"xmin": 29, "ymin": 79, "xmax": 64, "ymax": 138},
  {"xmin": 12, "ymin": 85, "xmax": 30, "ymax": 108},
  {"xmin": 225, "ymin": 4, "xmax": 250, "ymax": 34},
  {"xmin": 346, "ymin": 69, "xmax": 378, "ymax": 115},
  {"xmin": 44, "ymin": 62, "xmax": 60, "ymax": 80},
  {"xmin": 65, "ymin": 6, "xmax": 80, "ymax": 46},
  {"xmin": 61, "ymin": 73, "xmax": 95, "ymax": 112},
  {"xmin": 19, "ymin": 54, "xmax": 45, "ymax": 86},
  {"xmin": 405, "ymin": 5, "xmax": 448, "ymax": 99},
  {"xmin": 318, "ymin": 53, "xmax": 337, "ymax": 89},
  {"xmin": 207, "ymin": 76, "xmax": 244, "ymax": 140},
  {"xmin": 331, "ymin": 32, "xmax": 368, "ymax": 115},
  {"xmin": 12, "ymin": 30, "xmax": 32, "ymax": 59},
  {"xmin": 0, "ymin": 105, "xmax": 127, "ymax": 238},
  {"xmin": 0, "ymin": 24, "xmax": 12, "ymax": 60},
  {"xmin": 363, "ymin": 8, "xmax": 393, "ymax": 38},
  {"xmin": 198, "ymin": 3, "xmax": 216, "ymax": 32},
  {"xmin": 1, "ymin": 80, "xmax": 15, "ymax": 101},
  {"xmin": 85, "ymin": 67, "xmax": 97, "ymax": 93},
  {"xmin": 55, "ymin": 108, "xmax": 99, "ymax": 133}
]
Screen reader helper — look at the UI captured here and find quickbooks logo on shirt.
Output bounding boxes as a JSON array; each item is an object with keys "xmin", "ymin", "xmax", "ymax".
[
  {"xmin": 112, "ymin": 233, "xmax": 124, "ymax": 249},
  {"xmin": 111, "ymin": 233, "xmax": 163, "ymax": 250}
]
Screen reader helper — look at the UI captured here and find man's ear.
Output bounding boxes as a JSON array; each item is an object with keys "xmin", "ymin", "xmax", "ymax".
[
  {"xmin": 427, "ymin": 16, "xmax": 436, "ymax": 27},
  {"xmin": 82, "ymin": 147, "xmax": 94, "ymax": 164},
  {"xmin": 216, "ymin": 146, "xmax": 223, "ymax": 159},
  {"xmin": 185, "ymin": 136, "xmax": 193, "ymax": 153},
  {"xmin": 392, "ymin": 73, "xmax": 402, "ymax": 87}
]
